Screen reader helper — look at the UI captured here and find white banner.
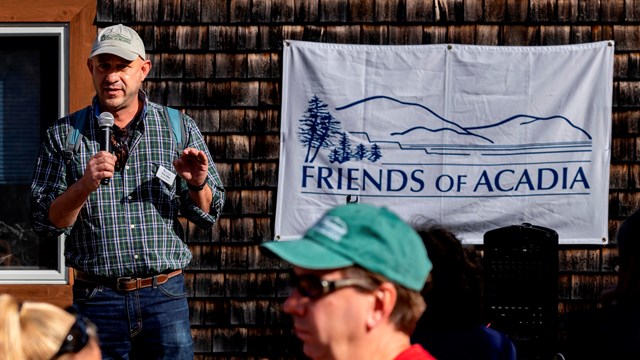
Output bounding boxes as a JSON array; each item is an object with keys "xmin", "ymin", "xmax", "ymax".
[{"xmin": 275, "ymin": 41, "xmax": 613, "ymax": 244}]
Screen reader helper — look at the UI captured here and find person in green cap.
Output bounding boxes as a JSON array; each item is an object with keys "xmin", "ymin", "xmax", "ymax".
[{"xmin": 262, "ymin": 203, "xmax": 436, "ymax": 360}]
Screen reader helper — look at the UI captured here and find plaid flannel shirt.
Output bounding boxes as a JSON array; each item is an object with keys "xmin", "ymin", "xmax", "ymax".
[{"xmin": 30, "ymin": 93, "xmax": 225, "ymax": 277}]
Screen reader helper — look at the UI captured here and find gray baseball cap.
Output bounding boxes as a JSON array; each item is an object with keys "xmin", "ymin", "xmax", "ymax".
[{"xmin": 90, "ymin": 24, "xmax": 146, "ymax": 61}]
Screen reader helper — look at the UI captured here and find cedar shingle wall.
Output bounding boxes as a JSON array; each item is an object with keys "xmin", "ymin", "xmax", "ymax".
[{"xmin": 94, "ymin": 0, "xmax": 639, "ymax": 358}]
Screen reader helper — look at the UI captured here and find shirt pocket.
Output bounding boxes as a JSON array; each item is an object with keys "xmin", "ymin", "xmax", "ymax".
[{"xmin": 144, "ymin": 161, "xmax": 181, "ymax": 218}]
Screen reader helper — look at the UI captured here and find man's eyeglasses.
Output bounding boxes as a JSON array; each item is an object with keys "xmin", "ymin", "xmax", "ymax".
[
  {"xmin": 289, "ymin": 272, "xmax": 376, "ymax": 300},
  {"xmin": 50, "ymin": 315, "xmax": 92, "ymax": 359}
]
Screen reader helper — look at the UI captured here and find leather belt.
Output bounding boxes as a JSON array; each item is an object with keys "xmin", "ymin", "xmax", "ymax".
[{"xmin": 74, "ymin": 269, "xmax": 182, "ymax": 292}]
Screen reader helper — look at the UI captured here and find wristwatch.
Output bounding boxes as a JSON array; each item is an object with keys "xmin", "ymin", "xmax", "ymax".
[{"xmin": 187, "ymin": 179, "xmax": 207, "ymax": 192}]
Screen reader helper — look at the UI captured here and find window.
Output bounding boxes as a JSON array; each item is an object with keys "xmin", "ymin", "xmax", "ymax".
[{"xmin": 0, "ymin": 26, "xmax": 67, "ymax": 283}]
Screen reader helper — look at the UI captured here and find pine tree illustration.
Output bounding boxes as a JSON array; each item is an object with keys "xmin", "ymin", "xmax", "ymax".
[
  {"xmin": 297, "ymin": 95, "xmax": 342, "ymax": 163},
  {"xmin": 329, "ymin": 147, "xmax": 341, "ymax": 163},
  {"xmin": 337, "ymin": 132, "xmax": 353, "ymax": 163},
  {"xmin": 369, "ymin": 143, "xmax": 382, "ymax": 162},
  {"xmin": 354, "ymin": 143, "xmax": 368, "ymax": 161}
]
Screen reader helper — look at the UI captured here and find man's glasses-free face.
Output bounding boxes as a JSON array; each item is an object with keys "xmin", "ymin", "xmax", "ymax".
[{"xmin": 289, "ymin": 272, "xmax": 375, "ymax": 300}]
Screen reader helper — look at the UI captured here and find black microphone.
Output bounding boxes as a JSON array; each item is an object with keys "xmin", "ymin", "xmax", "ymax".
[{"xmin": 98, "ymin": 112, "xmax": 115, "ymax": 185}]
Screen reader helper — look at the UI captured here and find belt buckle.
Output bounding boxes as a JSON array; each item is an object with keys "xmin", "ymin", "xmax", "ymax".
[{"xmin": 116, "ymin": 276, "xmax": 133, "ymax": 291}]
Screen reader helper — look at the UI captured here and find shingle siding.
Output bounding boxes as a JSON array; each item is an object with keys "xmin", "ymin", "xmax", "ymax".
[{"xmin": 92, "ymin": 0, "xmax": 640, "ymax": 357}]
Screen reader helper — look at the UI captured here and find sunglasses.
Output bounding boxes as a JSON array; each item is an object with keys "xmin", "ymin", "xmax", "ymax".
[
  {"xmin": 50, "ymin": 315, "xmax": 92, "ymax": 359},
  {"xmin": 289, "ymin": 272, "xmax": 376, "ymax": 300},
  {"xmin": 112, "ymin": 141, "xmax": 129, "ymax": 171},
  {"xmin": 110, "ymin": 127, "xmax": 130, "ymax": 171}
]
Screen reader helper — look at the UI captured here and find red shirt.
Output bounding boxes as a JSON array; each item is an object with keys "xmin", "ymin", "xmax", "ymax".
[{"xmin": 394, "ymin": 344, "xmax": 437, "ymax": 360}]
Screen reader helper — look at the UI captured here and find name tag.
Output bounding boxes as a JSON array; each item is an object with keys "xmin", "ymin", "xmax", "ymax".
[{"xmin": 156, "ymin": 165, "xmax": 176, "ymax": 185}]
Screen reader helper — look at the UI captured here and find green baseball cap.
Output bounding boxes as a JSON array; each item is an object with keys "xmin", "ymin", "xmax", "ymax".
[{"xmin": 262, "ymin": 203, "xmax": 431, "ymax": 291}]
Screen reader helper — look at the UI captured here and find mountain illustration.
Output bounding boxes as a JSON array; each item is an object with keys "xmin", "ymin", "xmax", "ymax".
[
  {"xmin": 298, "ymin": 95, "xmax": 383, "ymax": 164},
  {"xmin": 298, "ymin": 95, "xmax": 593, "ymax": 163},
  {"xmin": 335, "ymin": 95, "xmax": 592, "ymax": 146}
]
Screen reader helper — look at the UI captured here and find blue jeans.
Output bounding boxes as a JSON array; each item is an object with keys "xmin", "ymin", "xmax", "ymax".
[{"xmin": 72, "ymin": 273, "xmax": 193, "ymax": 360}]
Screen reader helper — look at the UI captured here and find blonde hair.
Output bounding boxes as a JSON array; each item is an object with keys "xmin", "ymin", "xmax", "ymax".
[{"xmin": 0, "ymin": 294, "xmax": 78, "ymax": 360}]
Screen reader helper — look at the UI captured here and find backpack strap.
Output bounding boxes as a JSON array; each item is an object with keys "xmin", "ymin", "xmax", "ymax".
[
  {"xmin": 163, "ymin": 106, "xmax": 186, "ymax": 150},
  {"xmin": 64, "ymin": 107, "xmax": 90, "ymax": 163},
  {"xmin": 64, "ymin": 106, "xmax": 185, "ymax": 163}
]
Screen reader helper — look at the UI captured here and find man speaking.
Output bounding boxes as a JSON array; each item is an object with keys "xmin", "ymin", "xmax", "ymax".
[{"xmin": 30, "ymin": 24, "xmax": 225, "ymax": 359}]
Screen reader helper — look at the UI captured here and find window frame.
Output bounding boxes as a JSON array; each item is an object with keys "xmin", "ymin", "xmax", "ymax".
[
  {"xmin": 0, "ymin": 25, "xmax": 69, "ymax": 121},
  {"xmin": 0, "ymin": 0, "xmax": 95, "ymax": 305},
  {"xmin": 0, "ymin": 25, "xmax": 68, "ymax": 284}
]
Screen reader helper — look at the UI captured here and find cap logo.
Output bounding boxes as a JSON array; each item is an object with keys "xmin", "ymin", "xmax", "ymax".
[
  {"xmin": 314, "ymin": 215, "xmax": 347, "ymax": 242},
  {"xmin": 100, "ymin": 33, "xmax": 132, "ymax": 45}
]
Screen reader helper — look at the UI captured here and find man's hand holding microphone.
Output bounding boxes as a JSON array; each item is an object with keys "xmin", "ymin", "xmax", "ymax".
[{"xmin": 81, "ymin": 112, "xmax": 116, "ymax": 191}]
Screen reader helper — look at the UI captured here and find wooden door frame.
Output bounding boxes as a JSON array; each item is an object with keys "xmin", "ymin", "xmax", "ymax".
[{"xmin": 0, "ymin": 0, "xmax": 96, "ymax": 307}]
